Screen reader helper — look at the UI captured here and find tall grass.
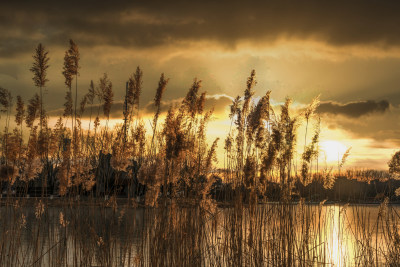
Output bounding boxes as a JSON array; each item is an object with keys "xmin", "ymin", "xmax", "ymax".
[{"xmin": 0, "ymin": 42, "xmax": 399, "ymax": 266}]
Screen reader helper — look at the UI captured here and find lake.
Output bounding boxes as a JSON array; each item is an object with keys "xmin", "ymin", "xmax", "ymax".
[{"xmin": 0, "ymin": 200, "xmax": 399, "ymax": 266}]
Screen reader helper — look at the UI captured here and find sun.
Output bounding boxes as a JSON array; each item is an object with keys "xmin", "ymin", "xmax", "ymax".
[{"xmin": 319, "ymin": 140, "xmax": 348, "ymax": 163}]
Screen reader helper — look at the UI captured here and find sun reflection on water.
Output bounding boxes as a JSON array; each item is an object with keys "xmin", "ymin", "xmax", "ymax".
[{"xmin": 326, "ymin": 205, "xmax": 352, "ymax": 266}]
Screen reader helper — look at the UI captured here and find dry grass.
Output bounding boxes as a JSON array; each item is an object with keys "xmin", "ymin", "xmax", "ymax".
[{"xmin": 0, "ymin": 43, "xmax": 399, "ymax": 266}]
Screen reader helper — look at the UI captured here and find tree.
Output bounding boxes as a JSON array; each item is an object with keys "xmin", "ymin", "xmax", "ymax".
[
  {"xmin": 388, "ymin": 151, "xmax": 400, "ymax": 176},
  {"xmin": 388, "ymin": 151, "xmax": 400, "ymax": 198}
]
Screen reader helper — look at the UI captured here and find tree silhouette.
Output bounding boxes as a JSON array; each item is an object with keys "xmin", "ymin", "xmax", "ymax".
[{"xmin": 388, "ymin": 151, "xmax": 400, "ymax": 176}]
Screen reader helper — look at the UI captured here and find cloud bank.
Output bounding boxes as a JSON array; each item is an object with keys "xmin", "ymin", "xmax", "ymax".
[
  {"xmin": 2, "ymin": 1, "xmax": 400, "ymax": 58},
  {"xmin": 317, "ymin": 100, "xmax": 390, "ymax": 118}
]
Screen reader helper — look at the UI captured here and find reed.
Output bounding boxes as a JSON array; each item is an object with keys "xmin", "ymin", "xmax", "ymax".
[{"xmin": 0, "ymin": 42, "xmax": 399, "ymax": 266}]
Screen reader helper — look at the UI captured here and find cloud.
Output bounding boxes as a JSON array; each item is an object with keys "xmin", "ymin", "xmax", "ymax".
[
  {"xmin": 3, "ymin": 1, "xmax": 400, "ymax": 58},
  {"xmin": 47, "ymin": 94, "xmax": 233, "ymax": 119},
  {"xmin": 142, "ymin": 94, "xmax": 233, "ymax": 116},
  {"xmin": 317, "ymin": 100, "xmax": 389, "ymax": 118},
  {"xmin": 320, "ymin": 103, "xmax": 400, "ymax": 147}
]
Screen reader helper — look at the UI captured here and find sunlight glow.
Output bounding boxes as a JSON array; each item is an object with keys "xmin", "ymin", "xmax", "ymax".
[{"xmin": 320, "ymin": 140, "xmax": 348, "ymax": 163}]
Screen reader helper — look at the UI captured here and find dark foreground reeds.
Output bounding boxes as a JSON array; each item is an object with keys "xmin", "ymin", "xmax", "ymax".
[
  {"xmin": 1, "ymin": 197, "xmax": 399, "ymax": 266},
  {"xmin": 1, "ymin": 41, "xmax": 400, "ymax": 266}
]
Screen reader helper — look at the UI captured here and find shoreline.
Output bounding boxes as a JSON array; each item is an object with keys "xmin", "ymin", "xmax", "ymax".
[{"xmin": 1, "ymin": 196, "xmax": 399, "ymax": 208}]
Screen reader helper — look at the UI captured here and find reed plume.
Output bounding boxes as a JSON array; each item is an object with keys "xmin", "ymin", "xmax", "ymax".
[
  {"xmin": 243, "ymin": 69, "xmax": 256, "ymax": 115},
  {"xmin": 205, "ymin": 138, "xmax": 219, "ymax": 174},
  {"xmin": 30, "ymin": 44, "xmax": 49, "ymax": 92},
  {"xmin": 25, "ymin": 94, "xmax": 40, "ymax": 128},
  {"xmin": 340, "ymin": 147, "xmax": 351, "ymax": 168},
  {"xmin": 152, "ymin": 73, "xmax": 169, "ymax": 149},
  {"xmin": 182, "ymin": 78, "xmax": 201, "ymax": 118},
  {"xmin": 87, "ymin": 80, "xmax": 96, "ymax": 104},
  {"xmin": 304, "ymin": 95, "xmax": 320, "ymax": 122},
  {"xmin": 163, "ymin": 107, "xmax": 185, "ymax": 160},
  {"xmin": 301, "ymin": 118, "xmax": 320, "ymax": 184},
  {"xmin": 67, "ymin": 39, "xmax": 80, "ymax": 76},
  {"xmin": 121, "ymin": 66, "xmax": 143, "ymax": 132},
  {"xmin": 339, "ymin": 147, "xmax": 352, "ymax": 175},
  {"xmin": 247, "ymin": 91, "xmax": 271, "ymax": 150},
  {"xmin": 30, "ymin": 44, "xmax": 50, "ymax": 89},
  {"xmin": 63, "ymin": 91, "xmax": 73, "ymax": 120},
  {"xmin": 99, "ymin": 73, "xmax": 113, "ymax": 120},
  {"xmin": 79, "ymin": 94, "xmax": 87, "ymax": 117},
  {"xmin": 68, "ymin": 40, "xmax": 80, "ymax": 125},
  {"xmin": 197, "ymin": 92, "xmax": 206, "ymax": 115},
  {"xmin": 30, "ymin": 43, "xmax": 50, "ymax": 136},
  {"xmin": 0, "ymin": 87, "xmax": 11, "ymax": 113},
  {"xmin": 62, "ymin": 39, "xmax": 79, "ymax": 136},
  {"xmin": 62, "ymin": 51, "xmax": 73, "ymax": 89},
  {"xmin": 15, "ymin": 95, "xmax": 25, "ymax": 127},
  {"xmin": 229, "ymin": 96, "xmax": 241, "ymax": 119},
  {"xmin": 132, "ymin": 66, "xmax": 142, "ymax": 113}
]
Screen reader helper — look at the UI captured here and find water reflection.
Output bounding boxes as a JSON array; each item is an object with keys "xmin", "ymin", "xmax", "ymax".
[
  {"xmin": 0, "ymin": 202, "xmax": 398, "ymax": 266},
  {"xmin": 326, "ymin": 205, "xmax": 351, "ymax": 266}
]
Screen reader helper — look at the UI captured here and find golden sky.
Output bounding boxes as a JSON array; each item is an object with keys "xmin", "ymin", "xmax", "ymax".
[{"xmin": 1, "ymin": 1, "xmax": 400, "ymax": 169}]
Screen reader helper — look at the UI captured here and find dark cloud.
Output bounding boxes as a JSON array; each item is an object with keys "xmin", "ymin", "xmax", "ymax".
[
  {"xmin": 317, "ymin": 100, "xmax": 389, "ymax": 118},
  {"xmin": 48, "ymin": 94, "xmax": 233, "ymax": 119},
  {"xmin": 321, "ymin": 104, "xmax": 400, "ymax": 146},
  {"xmin": 2, "ymin": 1, "xmax": 400, "ymax": 57}
]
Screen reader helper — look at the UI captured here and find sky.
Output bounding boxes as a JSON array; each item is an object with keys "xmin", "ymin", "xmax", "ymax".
[{"xmin": 1, "ymin": 0, "xmax": 400, "ymax": 169}]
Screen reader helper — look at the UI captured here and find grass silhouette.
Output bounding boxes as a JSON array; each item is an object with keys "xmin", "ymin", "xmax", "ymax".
[{"xmin": 0, "ymin": 41, "xmax": 399, "ymax": 266}]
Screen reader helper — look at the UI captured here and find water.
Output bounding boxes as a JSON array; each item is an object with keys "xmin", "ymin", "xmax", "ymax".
[{"xmin": 0, "ymin": 201, "xmax": 399, "ymax": 266}]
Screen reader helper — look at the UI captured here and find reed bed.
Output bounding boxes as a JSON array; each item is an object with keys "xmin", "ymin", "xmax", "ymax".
[
  {"xmin": 0, "ymin": 41, "xmax": 399, "ymax": 266},
  {"xmin": 1, "ymin": 198, "xmax": 400, "ymax": 266}
]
